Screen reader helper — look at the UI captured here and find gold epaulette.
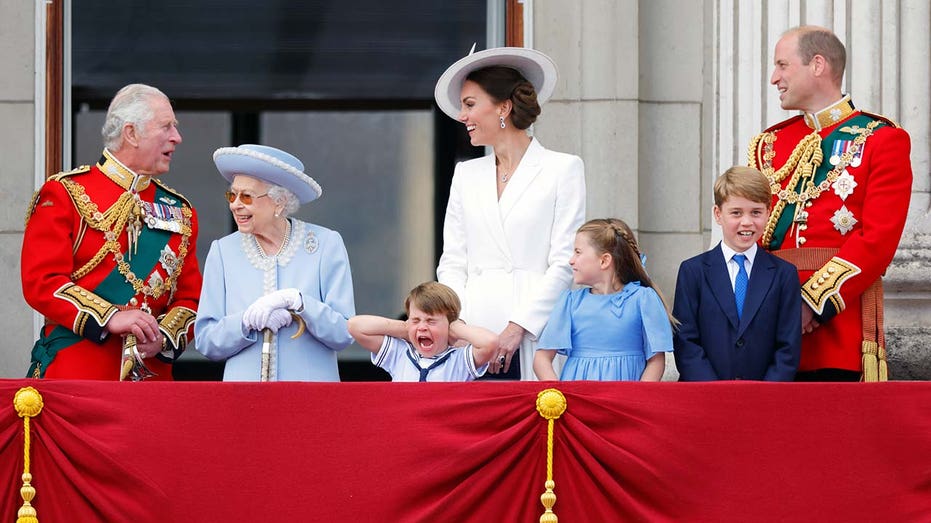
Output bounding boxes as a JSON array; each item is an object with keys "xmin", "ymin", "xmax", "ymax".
[
  {"xmin": 48, "ymin": 165, "xmax": 91, "ymax": 181},
  {"xmin": 152, "ymin": 178, "xmax": 193, "ymax": 208},
  {"xmin": 859, "ymin": 110, "xmax": 900, "ymax": 129},
  {"xmin": 25, "ymin": 166, "xmax": 93, "ymax": 226}
]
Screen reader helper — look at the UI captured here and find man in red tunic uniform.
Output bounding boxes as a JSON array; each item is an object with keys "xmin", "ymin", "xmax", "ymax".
[
  {"xmin": 22, "ymin": 84, "xmax": 203, "ymax": 380},
  {"xmin": 749, "ymin": 26, "xmax": 912, "ymax": 381}
]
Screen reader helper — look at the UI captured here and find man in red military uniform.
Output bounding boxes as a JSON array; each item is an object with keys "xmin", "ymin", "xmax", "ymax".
[
  {"xmin": 22, "ymin": 83, "xmax": 203, "ymax": 380},
  {"xmin": 749, "ymin": 26, "xmax": 912, "ymax": 381}
]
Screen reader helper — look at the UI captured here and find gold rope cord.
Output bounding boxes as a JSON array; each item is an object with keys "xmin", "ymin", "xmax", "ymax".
[
  {"xmin": 14, "ymin": 387, "xmax": 44, "ymax": 523},
  {"xmin": 62, "ymin": 178, "xmax": 193, "ymax": 301},
  {"xmin": 536, "ymin": 389, "xmax": 567, "ymax": 523}
]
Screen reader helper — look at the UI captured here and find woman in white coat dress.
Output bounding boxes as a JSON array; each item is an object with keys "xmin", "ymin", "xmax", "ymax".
[{"xmin": 434, "ymin": 47, "xmax": 586, "ymax": 380}]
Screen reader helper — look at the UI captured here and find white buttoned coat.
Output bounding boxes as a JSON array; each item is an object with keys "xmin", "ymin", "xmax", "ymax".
[{"xmin": 437, "ymin": 138, "xmax": 586, "ymax": 380}]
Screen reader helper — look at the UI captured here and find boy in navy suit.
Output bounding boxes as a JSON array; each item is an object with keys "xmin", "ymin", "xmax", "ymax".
[{"xmin": 673, "ymin": 166, "xmax": 801, "ymax": 381}]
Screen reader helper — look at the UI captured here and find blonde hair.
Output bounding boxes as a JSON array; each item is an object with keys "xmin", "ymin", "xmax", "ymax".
[
  {"xmin": 404, "ymin": 282, "xmax": 461, "ymax": 323},
  {"xmin": 577, "ymin": 218, "xmax": 677, "ymax": 327},
  {"xmin": 713, "ymin": 166, "xmax": 772, "ymax": 208}
]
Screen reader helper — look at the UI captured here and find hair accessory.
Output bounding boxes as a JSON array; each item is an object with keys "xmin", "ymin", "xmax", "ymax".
[
  {"xmin": 213, "ymin": 144, "xmax": 322, "ymax": 204},
  {"xmin": 434, "ymin": 46, "xmax": 558, "ymax": 121},
  {"xmin": 639, "ymin": 252, "xmax": 647, "ymax": 268}
]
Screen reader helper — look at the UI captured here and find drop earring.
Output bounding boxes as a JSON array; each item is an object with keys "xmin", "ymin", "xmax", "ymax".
[{"xmin": 499, "ymin": 116, "xmax": 506, "ymax": 129}]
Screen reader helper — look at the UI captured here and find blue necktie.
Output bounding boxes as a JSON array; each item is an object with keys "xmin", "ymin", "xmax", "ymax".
[{"xmin": 733, "ymin": 253, "xmax": 748, "ymax": 319}]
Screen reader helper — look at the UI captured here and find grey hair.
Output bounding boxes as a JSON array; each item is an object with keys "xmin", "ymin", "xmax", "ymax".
[
  {"xmin": 267, "ymin": 184, "xmax": 300, "ymax": 217},
  {"xmin": 101, "ymin": 84, "xmax": 169, "ymax": 151}
]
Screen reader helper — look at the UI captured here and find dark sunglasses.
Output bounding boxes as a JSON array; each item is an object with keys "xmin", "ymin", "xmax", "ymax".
[{"xmin": 225, "ymin": 191, "xmax": 269, "ymax": 205}]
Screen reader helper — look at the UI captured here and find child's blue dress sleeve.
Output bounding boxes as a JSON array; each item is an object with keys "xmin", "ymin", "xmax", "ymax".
[
  {"xmin": 639, "ymin": 287, "xmax": 674, "ymax": 360},
  {"xmin": 537, "ymin": 289, "xmax": 576, "ymax": 356}
]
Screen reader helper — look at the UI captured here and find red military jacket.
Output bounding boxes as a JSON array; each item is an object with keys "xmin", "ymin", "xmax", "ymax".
[
  {"xmin": 22, "ymin": 149, "xmax": 203, "ymax": 379},
  {"xmin": 749, "ymin": 96, "xmax": 912, "ymax": 373}
]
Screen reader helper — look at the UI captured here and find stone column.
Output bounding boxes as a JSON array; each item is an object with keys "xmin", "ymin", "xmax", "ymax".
[
  {"xmin": 0, "ymin": 0, "xmax": 41, "ymax": 377},
  {"xmin": 533, "ymin": 0, "xmax": 705, "ymax": 380}
]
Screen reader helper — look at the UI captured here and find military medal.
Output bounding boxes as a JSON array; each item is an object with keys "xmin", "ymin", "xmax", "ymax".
[
  {"xmin": 850, "ymin": 143, "xmax": 864, "ymax": 167},
  {"xmin": 141, "ymin": 201, "xmax": 183, "ymax": 233},
  {"xmin": 829, "ymin": 139, "xmax": 849, "ymax": 166}
]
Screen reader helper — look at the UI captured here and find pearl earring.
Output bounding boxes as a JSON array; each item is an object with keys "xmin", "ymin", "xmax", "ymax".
[{"xmin": 499, "ymin": 116, "xmax": 506, "ymax": 129}]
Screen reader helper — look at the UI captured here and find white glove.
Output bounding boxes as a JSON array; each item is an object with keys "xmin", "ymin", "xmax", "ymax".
[
  {"xmin": 255, "ymin": 288, "xmax": 303, "ymax": 312},
  {"xmin": 242, "ymin": 289, "xmax": 303, "ymax": 332},
  {"xmin": 242, "ymin": 301, "xmax": 273, "ymax": 332},
  {"xmin": 264, "ymin": 309, "xmax": 294, "ymax": 333}
]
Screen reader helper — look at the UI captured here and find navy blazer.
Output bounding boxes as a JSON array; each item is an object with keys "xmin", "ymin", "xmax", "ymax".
[{"xmin": 673, "ymin": 243, "xmax": 801, "ymax": 381}]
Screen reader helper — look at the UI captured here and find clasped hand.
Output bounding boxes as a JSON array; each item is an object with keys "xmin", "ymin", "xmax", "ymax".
[{"xmin": 243, "ymin": 289, "xmax": 303, "ymax": 333}]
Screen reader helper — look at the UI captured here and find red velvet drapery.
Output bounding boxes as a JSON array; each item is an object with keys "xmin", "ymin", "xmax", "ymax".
[{"xmin": 2, "ymin": 380, "xmax": 930, "ymax": 522}]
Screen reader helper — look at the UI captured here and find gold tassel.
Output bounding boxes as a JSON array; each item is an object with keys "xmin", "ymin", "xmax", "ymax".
[
  {"xmin": 14, "ymin": 387, "xmax": 44, "ymax": 523},
  {"xmin": 878, "ymin": 345, "xmax": 889, "ymax": 382},
  {"xmin": 861, "ymin": 341, "xmax": 879, "ymax": 382},
  {"xmin": 536, "ymin": 389, "xmax": 567, "ymax": 523}
]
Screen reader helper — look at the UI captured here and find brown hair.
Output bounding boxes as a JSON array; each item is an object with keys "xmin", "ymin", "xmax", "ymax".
[
  {"xmin": 404, "ymin": 281, "xmax": 461, "ymax": 323},
  {"xmin": 577, "ymin": 218, "xmax": 677, "ymax": 326},
  {"xmin": 787, "ymin": 26, "xmax": 846, "ymax": 84},
  {"xmin": 713, "ymin": 166, "xmax": 772, "ymax": 209},
  {"xmin": 466, "ymin": 66, "xmax": 541, "ymax": 130}
]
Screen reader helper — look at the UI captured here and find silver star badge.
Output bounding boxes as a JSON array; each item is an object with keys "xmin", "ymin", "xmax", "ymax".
[
  {"xmin": 832, "ymin": 170, "xmax": 858, "ymax": 201},
  {"xmin": 830, "ymin": 206, "xmax": 858, "ymax": 235},
  {"xmin": 160, "ymin": 244, "xmax": 179, "ymax": 274}
]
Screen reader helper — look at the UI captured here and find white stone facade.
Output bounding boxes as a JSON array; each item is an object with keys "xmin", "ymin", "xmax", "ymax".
[{"xmin": 1, "ymin": 0, "xmax": 927, "ymax": 378}]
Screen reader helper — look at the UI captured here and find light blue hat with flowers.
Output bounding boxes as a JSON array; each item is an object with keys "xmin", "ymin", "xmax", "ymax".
[{"xmin": 213, "ymin": 144, "xmax": 322, "ymax": 204}]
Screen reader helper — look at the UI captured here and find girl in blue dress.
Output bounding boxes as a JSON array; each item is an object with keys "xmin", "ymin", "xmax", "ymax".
[{"xmin": 533, "ymin": 218, "xmax": 676, "ymax": 381}]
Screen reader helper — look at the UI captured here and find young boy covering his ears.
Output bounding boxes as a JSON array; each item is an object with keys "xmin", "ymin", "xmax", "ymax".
[{"xmin": 348, "ymin": 282, "xmax": 499, "ymax": 382}]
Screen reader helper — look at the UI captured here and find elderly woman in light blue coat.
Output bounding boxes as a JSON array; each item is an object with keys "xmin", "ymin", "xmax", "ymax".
[{"xmin": 194, "ymin": 144, "xmax": 355, "ymax": 381}]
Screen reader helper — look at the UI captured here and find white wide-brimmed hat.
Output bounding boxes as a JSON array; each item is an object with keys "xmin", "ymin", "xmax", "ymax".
[
  {"xmin": 434, "ymin": 46, "xmax": 558, "ymax": 120},
  {"xmin": 213, "ymin": 144, "xmax": 322, "ymax": 204}
]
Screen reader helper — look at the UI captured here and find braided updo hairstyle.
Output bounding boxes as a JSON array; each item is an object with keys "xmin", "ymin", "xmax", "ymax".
[
  {"xmin": 577, "ymin": 218, "xmax": 677, "ymax": 326},
  {"xmin": 465, "ymin": 66, "xmax": 541, "ymax": 130}
]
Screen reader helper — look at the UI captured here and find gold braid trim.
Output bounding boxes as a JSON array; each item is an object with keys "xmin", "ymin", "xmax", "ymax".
[
  {"xmin": 24, "ymin": 166, "xmax": 91, "ymax": 228},
  {"xmin": 800, "ymin": 256, "xmax": 861, "ymax": 315},
  {"xmin": 757, "ymin": 121, "xmax": 881, "ymax": 248},
  {"xmin": 24, "ymin": 190, "xmax": 40, "ymax": 228},
  {"xmin": 54, "ymin": 283, "xmax": 119, "ymax": 335},
  {"xmin": 110, "ymin": 205, "xmax": 192, "ymax": 302},
  {"xmin": 59, "ymin": 177, "xmax": 193, "ymax": 301},
  {"xmin": 159, "ymin": 306, "xmax": 196, "ymax": 349},
  {"xmin": 756, "ymin": 133, "xmax": 822, "ymax": 247}
]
